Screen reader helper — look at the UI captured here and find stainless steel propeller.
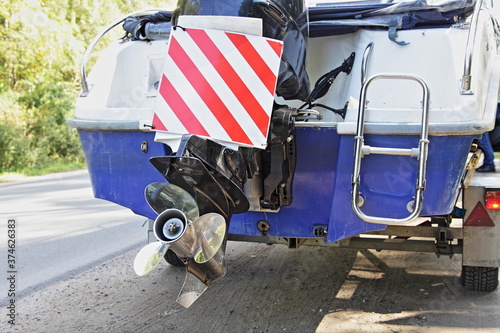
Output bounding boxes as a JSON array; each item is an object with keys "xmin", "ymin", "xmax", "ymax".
[
  {"xmin": 134, "ymin": 209, "xmax": 226, "ymax": 271},
  {"xmin": 134, "ymin": 182, "xmax": 228, "ymax": 307}
]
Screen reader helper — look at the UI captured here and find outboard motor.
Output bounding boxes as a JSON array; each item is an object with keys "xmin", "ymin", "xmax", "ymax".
[{"xmin": 134, "ymin": 0, "xmax": 308, "ymax": 307}]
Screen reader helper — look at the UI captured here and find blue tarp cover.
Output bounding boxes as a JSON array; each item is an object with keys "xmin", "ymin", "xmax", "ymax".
[{"xmin": 309, "ymin": 0, "xmax": 476, "ymax": 37}]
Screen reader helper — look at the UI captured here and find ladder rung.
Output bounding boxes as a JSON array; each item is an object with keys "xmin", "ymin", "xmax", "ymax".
[{"xmin": 362, "ymin": 145, "xmax": 419, "ymax": 157}]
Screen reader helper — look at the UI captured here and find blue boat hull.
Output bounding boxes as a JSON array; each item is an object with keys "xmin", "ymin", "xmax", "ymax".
[
  {"xmin": 77, "ymin": 128, "xmax": 474, "ymax": 243},
  {"xmin": 78, "ymin": 131, "xmax": 170, "ymax": 218}
]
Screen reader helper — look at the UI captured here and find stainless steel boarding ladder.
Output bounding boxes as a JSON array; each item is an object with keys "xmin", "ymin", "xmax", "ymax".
[{"xmin": 351, "ymin": 74, "xmax": 430, "ymax": 224}]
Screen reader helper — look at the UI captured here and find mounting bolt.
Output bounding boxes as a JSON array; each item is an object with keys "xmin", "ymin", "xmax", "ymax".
[
  {"xmin": 407, "ymin": 200, "xmax": 415, "ymax": 213},
  {"xmin": 257, "ymin": 220, "xmax": 270, "ymax": 236},
  {"xmin": 357, "ymin": 195, "xmax": 365, "ymax": 207}
]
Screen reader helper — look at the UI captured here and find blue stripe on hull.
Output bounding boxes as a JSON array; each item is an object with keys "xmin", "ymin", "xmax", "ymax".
[{"xmin": 77, "ymin": 128, "xmax": 474, "ymax": 243}]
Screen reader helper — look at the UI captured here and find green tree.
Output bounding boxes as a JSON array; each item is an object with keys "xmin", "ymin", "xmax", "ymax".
[{"xmin": 0, "ymin": 0, "xmax": 175, "ymax": 172}]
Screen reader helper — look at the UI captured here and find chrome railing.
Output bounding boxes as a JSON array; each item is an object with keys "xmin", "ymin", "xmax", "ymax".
[
  {"xmin": 80, "ymin": 9, "xmax": 165, "ymax": 97},
  {"xmin": 461, "ymin": 0, "xmax": 485, "ymax": 94}
]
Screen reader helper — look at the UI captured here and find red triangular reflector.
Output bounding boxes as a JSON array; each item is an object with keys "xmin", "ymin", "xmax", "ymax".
[{"xmin": 465, "ymin": 201, "xmax": 495, "ymax": 226}]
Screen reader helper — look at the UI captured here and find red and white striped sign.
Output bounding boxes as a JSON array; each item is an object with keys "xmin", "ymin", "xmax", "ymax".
[{"xmin": 152, "ymin": 27, "xmax": 283, "ymax": 148}]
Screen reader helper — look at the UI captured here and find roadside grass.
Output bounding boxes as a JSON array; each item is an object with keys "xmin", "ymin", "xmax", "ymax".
[{"xmin": 0, "ymin": 161, "xmax": 86, "ymax": 182}]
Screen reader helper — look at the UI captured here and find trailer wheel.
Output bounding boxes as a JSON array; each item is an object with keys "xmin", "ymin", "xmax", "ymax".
[
  {"xmin": 461, "ymin": 266, "xmax": 499, "ymax": 291},
  {"xmin": 164, "ymin": 249, "xmax": 186, "ymax": 267}
]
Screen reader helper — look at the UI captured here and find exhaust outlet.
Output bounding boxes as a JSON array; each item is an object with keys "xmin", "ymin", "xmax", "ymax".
[{"xmin": 153, "ymin": 208, "xmax": 196, "ymax": 258}]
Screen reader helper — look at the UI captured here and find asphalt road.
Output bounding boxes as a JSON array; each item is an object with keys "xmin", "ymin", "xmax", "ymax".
[
  {"xmin": 0, "ymin": 170, "xmax": 147, "ymax": 305},
  {"xmin": 1, "ymin": 170, "xmax": 499, "ymax": 332}
]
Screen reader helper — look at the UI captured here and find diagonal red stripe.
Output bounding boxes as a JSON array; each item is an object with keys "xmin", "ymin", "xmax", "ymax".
[
  {"xmin": 158, "ymin": 74, "xmax": 209, "ymax": 137},
  {"xmin": 187, "ymin": 28, "xmax": 270, "ymax": 137},
  {"xmin": 152, "ymin": 113, "xmax": 168, "ymax": 131},
  {"xmin": 267, "ymin": 39, "xmax": 283, "ymax": 57},
  {"xmin": 168, "ymin": 36, "xmax": 252, "ymax": 145},
  {"xmin": 226, "ymin": 33, "xmax": 279, "ymax": 96}
]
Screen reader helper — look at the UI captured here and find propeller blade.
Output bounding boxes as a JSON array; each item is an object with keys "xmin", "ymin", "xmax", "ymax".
[
  {"xmin": 192, "ymin": 213, "xmax": 226, "ymax": 263},
  {"xmin": 133, "ymin": 241, "xmax": 169, "ymax": 276},
  {"xmin": 176, "ymin": 271, "xmax": 208, "ymax": 308},
  {"xmin": 177, "ymin": 248, "xmax": 227, "ymax": 308},
  {"xmin": 145, "ymin": 182, "xmax": 199, "ymax": 221}
]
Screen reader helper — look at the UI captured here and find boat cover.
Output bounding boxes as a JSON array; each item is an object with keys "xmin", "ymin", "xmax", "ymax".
[{"xmin": 309, "ymin": 0, "xmax": 476, "ymax": 38}]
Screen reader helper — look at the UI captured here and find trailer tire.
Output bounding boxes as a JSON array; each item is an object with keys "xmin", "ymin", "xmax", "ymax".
[
  {"xmin": 164, "ymin": 249, "xmax": 186, "ymax": 267},
  {"xmin": 461, "ymin": 266, "xmax": 499, "ymax": 292}
]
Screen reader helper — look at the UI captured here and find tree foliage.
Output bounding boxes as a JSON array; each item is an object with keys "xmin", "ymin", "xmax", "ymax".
[{"xmin": 0, "ymin": 0, "xmax": 175, "ymax": 171}]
